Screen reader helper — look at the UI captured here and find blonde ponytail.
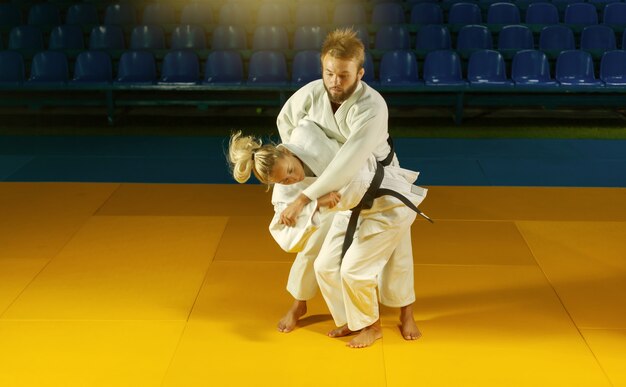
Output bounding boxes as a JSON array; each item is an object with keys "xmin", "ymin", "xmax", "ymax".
[{"xmin": 228, "ymin": 131, "xmax": 286, "ymax": 185}]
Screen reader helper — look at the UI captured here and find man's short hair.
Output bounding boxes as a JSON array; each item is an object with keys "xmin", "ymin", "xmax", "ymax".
[{"xmin": 321, "ymin": 28, "xmax": 365, "ymax": 69}]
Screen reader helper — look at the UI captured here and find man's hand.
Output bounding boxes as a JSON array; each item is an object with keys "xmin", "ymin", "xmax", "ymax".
[
  {"xmin": 279, "ymin": 193, "xmax": 311, "ymax": 227},
  {"xmin": 317, "ymin": 192, "xmax": 341, "ymax": 209}
]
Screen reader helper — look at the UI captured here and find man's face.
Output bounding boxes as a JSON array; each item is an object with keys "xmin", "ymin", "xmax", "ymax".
[{"xmin": 322, "ymin": 54, "xmax": 364, "ymax": 105}]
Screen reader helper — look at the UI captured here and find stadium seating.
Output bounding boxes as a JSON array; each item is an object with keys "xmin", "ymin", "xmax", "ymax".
[
  {"xmin": 379, "ymin": 50, "xmax": 421, "ymax": 86},
  {"xmin": 487, "ymin": 3, "xmax": 521, "ymax": 25},
  {"xmin": 467, "ymin": 49, "xmax": 514, "ymax": 87},
  {"xmin": 204, "ymin": 50, "xmax": 244, "ymax": 84},
  {"xmin": 171, "ymin": 25, "xmax": 207, "ymax": 50},
  {"xmin": 72, "ymin": 51, "xmax": 113, "ymax": 83},
  {"xmin": 115, "ymin": 51, "xmax": 157, "ymax": 83},
  {"xmin": 0, "ymin": 50, "xmax": 25, "ymax": 84},
  {"xmin": 104, "ymin": 3, "xmax": 136, "ymax": 26},
  {"xmin": 555, "ymin": 50, "xmax": 603, "ymax": 87},
  {"xmin": 89, "ymin": 25, "xmax": 125, "ymax": 50},
  {"xmin": 180, "ymin": 3, "xmax": 213, "ymax": 25},
  {"xmin": 247, "ymin": 51, "xmax": 288, "ymax": 85},
  {"xmin": 293, "ymin": 26, "xmax": 327, "ymax": 51},
  {"xmin": 511, "ymin": 50, "xmax": 558, "ymax": 87},
  {"xmin": 49, "ymin": 25, "xmax": 85, "ymax": 50},
  {"xmin": 130, "ymin": 25, "xmax": 166, "ymax": 50},
  {"xmin": 8, "ymin": 25, "xmax": 44, "ymax": 50},
  {"xmin": 375, "ymin": 25, "xmax": 411, "ymax": 50},
  {"xmin": 211, "ymin": 25, "xmax": 247, "ymax": 50},
  {"xmin": 291, "ymin": 50, "xmax": 322, "ymax": 85},
  {"xmin": 410, "ymin": 3, "xmax": 443, "ymax": 25},
  {"xmin": 28, "ymin": 51, "xmax": 69, "ymax": 83},
  {"xmin": 600, "ymin": 50, "xmax": 626, "ymax": 86},
  {"xmin": 423, "ymin": 50, "xmax": 467, "ymax": 86},
  {"xmin": 252, "ymin": 25, "xmax": 289, "ymax": 50},
  {"xmin": 65, "ymin": 3, "xmax": 99, "ymax": 26},
  {"xmin": 159, "ymin": 50, "xmax": 200, "ymax": 84},
  {"xmin": 371, "ymin": 2, "xmax": 406, "ymax": 25}
]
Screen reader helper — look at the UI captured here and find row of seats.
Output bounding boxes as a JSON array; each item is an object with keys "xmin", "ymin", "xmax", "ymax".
[
  {"xmin": 3, "ymin": 23, "xmax": 626, "ymax": 55},
  {"xmin": 2, "ymin": 48, "xmax": 626, "ymax": 87},
  {"xmin": 4, "ymin": 1, "xmax": 626, "ymax": 30}
]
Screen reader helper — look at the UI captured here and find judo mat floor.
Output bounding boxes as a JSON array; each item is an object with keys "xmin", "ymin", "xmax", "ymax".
[{"xmin": 1, "ymin": 182, "xmax": 625, "ymax": 387}]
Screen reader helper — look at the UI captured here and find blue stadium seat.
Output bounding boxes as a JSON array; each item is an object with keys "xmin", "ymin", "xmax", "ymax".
[
  {"xmin": 467, "ymin": 49, "xmax": 514, "ymax": 87},
  {"xmin": 65, "ymin": 3, "xmax": 99, "ymax": 26},
  {"xmin": 204, "ymin": 50, "xmax": 244, "ymax": 84},
  {"xmin": 180, "ymin": 3, "xmax": 213, "ymax": 25},
  {"xmin": 49, "ymin": 25, "xmax": 85, "ymax": 50},
  {"xmin": 257, "ymin": 2, "xmax": 291, "ymax": 25},
  {"xmin": 423, "ymin": 50, "xmax": 467, "ymax": 86},
  {"xmin": 72, "ymin": 51, "xmax": 113, "ymax": 83},
  {"xmin": 252, "ymin": 25, "xmax": 289, "ymax": 50},
  {"xmin": 219, "ymin": 3, "xmax": 249, "ymax": 25},
  {"xmin": 525, "ymin": 3, "xmax": 559, "ymax": 24},
  {"xmin": 487, "ymin": 3, "xmax": 520, "ymax": 24},
  {"xmin": 171, "ymin": 25, "xmax": 207, "ymax": 50},
  {"xmin": 291, "ymin": 50, "xmax": 321, "ymax": 85},
  {"xmin": 247, "ymin": 50, "xmax": 288, "ymax": 85},
  {"xmin": 293, "ymin": 26, "xmax": 327, "ymax": 50},
  {"xmin": 362, "ymin": 51, "xmax": 376, "ymax": 83},
  {"xmin": 580, "ymin": 25, "xmax": 616, "ymax": 52},
  {"xmin": 130, "ymin": 25, "xmax": 165, "ymax": 50},
  {"xmin": 142, "ymin": 3, "xmax": 175, "ymax": 25},
  {"xmin": 115, "ymin": 51, "xmax": 157, "ymax": 83},
  {"xmin": 27, "ymin": 3, "xmax": 61, "ymax": 26},
  {"xmin": 0, "ymin": 50, "xmax": 25, "ymax": 84},
  {"xmin": 416, "ymin": 25, "xmax": 451, "ymax": 53},
  {"xmin": 498, "ymin": 25, "xmax": 533, "ymax": 50},
  {"xmin": 511, "ymin": 49, "xmax": 558, "ymax": 87},
  {"xmin": 539, "ymin": 25, "xmax": 575, "ymax": 52},
  {"xmin": 28, "ymin": 51, "xmax": 69, "ymax": 83},
  {"xmin": 555, "ymin": 50, "xmax": 603, "ymax": 86},
  {"xmin": 563, "ymin": 3, "xmax": 598, "ymax": 26},
  {"xmin": 379, "ymin": 50, "xmax": 421, "ymax": 86},
  {"xmin": 600, "ymin": 50, "xmax": 626, "ymax": 86},
  {"xmin": 89, "ymin": 25, "xmax": 125, "ymax": 50},
  {"xmin": 410, "ymin": 3, "xmax": 443, "ymax": 25},
  {"xmin": 375, "ymin": 25, "xmax": 411, "ymax": 50},
  {"xmin": 333, "ymin": 3, "xmax": 367, "ymax": 26},
  {"xmin": 0, "ymin": 4, "xmax": 22, "ymax": 29},
  {"xmin": 211, "ymin": 25, "xmax": 247, "ymax": 50},
  {"xmin": 295, "ymin": 3, "xmax": 328, "ymax": 25},
  {"xmin": 160, "ymin": 50, "xmax": 200, "ymax": 84},
  {"xmin": 353, "ymin": 25, "xmax": 371, "ymax": 50},
  {"xmin": 371, "ymin": 2, "xmax": 406, "ymax": 25},
  {"xmin": 104, "ymin": 3, "xmax": 136, "ymax": 26},
  {"xmin": 448, "ymin": 3, "xmax": 482, "ymax": 25},
  {"xmin": 456, "ymin": 25, "xmax": 493, "ymax": 53},
  {"xmin": 8, "ymin": 25, "xmax": 44, "ymax": 50},
  {"xmin": 603, "ymin": 3, "xmax": 626, "ymax": 26}
]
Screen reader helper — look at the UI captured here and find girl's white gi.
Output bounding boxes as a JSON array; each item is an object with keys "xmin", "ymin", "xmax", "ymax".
[{"xmin": 275, "ymin": 80, "xmax": 419, "ymax": 311}]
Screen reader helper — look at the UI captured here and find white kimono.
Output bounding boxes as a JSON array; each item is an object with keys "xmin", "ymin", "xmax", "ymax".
[{"xmin": 276, "ymin": 80, "xmax": 418, "ymax": 312}]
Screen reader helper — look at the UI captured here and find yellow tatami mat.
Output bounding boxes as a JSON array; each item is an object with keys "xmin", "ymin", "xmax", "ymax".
[{"xmin": 0, "ymin": 183, "xmax": 625, "ymax": 386}]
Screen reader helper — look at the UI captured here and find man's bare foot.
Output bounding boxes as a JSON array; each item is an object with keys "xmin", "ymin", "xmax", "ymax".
[
  {"xmin": 277, "ymin": 300, "xmax": 307, "ymax": 333},
  {"xmin": 400, "ymin": 304, "xmax": 422, "ymax": 340},
  {"xmin": 348, "ymin": 321, "xmax": 382, "ymax": 348},
  {"xmin": 328, "ymin": 324, "xmax": 353, "ymax": 338}
]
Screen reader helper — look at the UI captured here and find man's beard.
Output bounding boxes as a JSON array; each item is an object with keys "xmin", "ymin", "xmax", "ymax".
[{"xmin": 324, "ymin": 79, "xmax": 359, "ymax": 105}]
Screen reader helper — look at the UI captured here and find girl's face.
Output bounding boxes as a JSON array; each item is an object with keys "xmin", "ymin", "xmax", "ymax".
[{"xmin": 269, "ymin": 152, "xmax": 305, "ymax": 185}]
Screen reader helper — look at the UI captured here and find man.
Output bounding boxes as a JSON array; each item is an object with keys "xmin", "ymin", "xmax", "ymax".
[{"xmin": 276, "ymin": 28, "xmax": 421, "ymax": 347}]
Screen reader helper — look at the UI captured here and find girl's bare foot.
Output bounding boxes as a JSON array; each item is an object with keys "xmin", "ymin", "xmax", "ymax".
[
  {"xmin": 277, "ymin": 300, "xmax": 307, "ymax": 333},
  {"xmin": 400, "ymin": 304, "xmax": 422, "ymax": 340},
  {"xmin": 328, "ymin": 324, "xmax": 353, "ymax": 338},
  {"xmin": 348, "ymin": 321, "xmax": 382, "ymax": 348}
]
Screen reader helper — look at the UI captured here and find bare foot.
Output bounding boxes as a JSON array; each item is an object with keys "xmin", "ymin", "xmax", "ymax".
[
  {"xmin": 400, "ymin": 304, "xmax": 422, "ymax": 340},
  {"xmin": 277, "ymin": 300, "xmax": 307, "ymax": 333},
  {"xmin": 348, "ymin": 321, "xmax": 382, "ymax": 348},
  {"xmin": 328, "ymin": 324, "xmax": 353, "ymax": 338}
]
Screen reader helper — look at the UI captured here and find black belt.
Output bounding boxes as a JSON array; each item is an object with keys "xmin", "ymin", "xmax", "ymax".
[{"xmin": 340, "ymin": 138, "xmax": 433, "ymax": 260}]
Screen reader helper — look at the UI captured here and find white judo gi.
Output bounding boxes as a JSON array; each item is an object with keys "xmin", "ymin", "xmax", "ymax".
[
  {"xmin": 276, "ymin": 80, "xmax": 417, "ymax": 309},
  {"xmin": 269, "ymin": 120, "xmax": 426, "ymax": 316}
]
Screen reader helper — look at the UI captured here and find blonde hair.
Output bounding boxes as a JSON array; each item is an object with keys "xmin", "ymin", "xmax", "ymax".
[
  {"xmin": 228, "ymin": 131, "xmax": 286, "ymax": 185},
  {"xmin": 321, "ymin": 28, "xmax": 365, "ymax": 69}
]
